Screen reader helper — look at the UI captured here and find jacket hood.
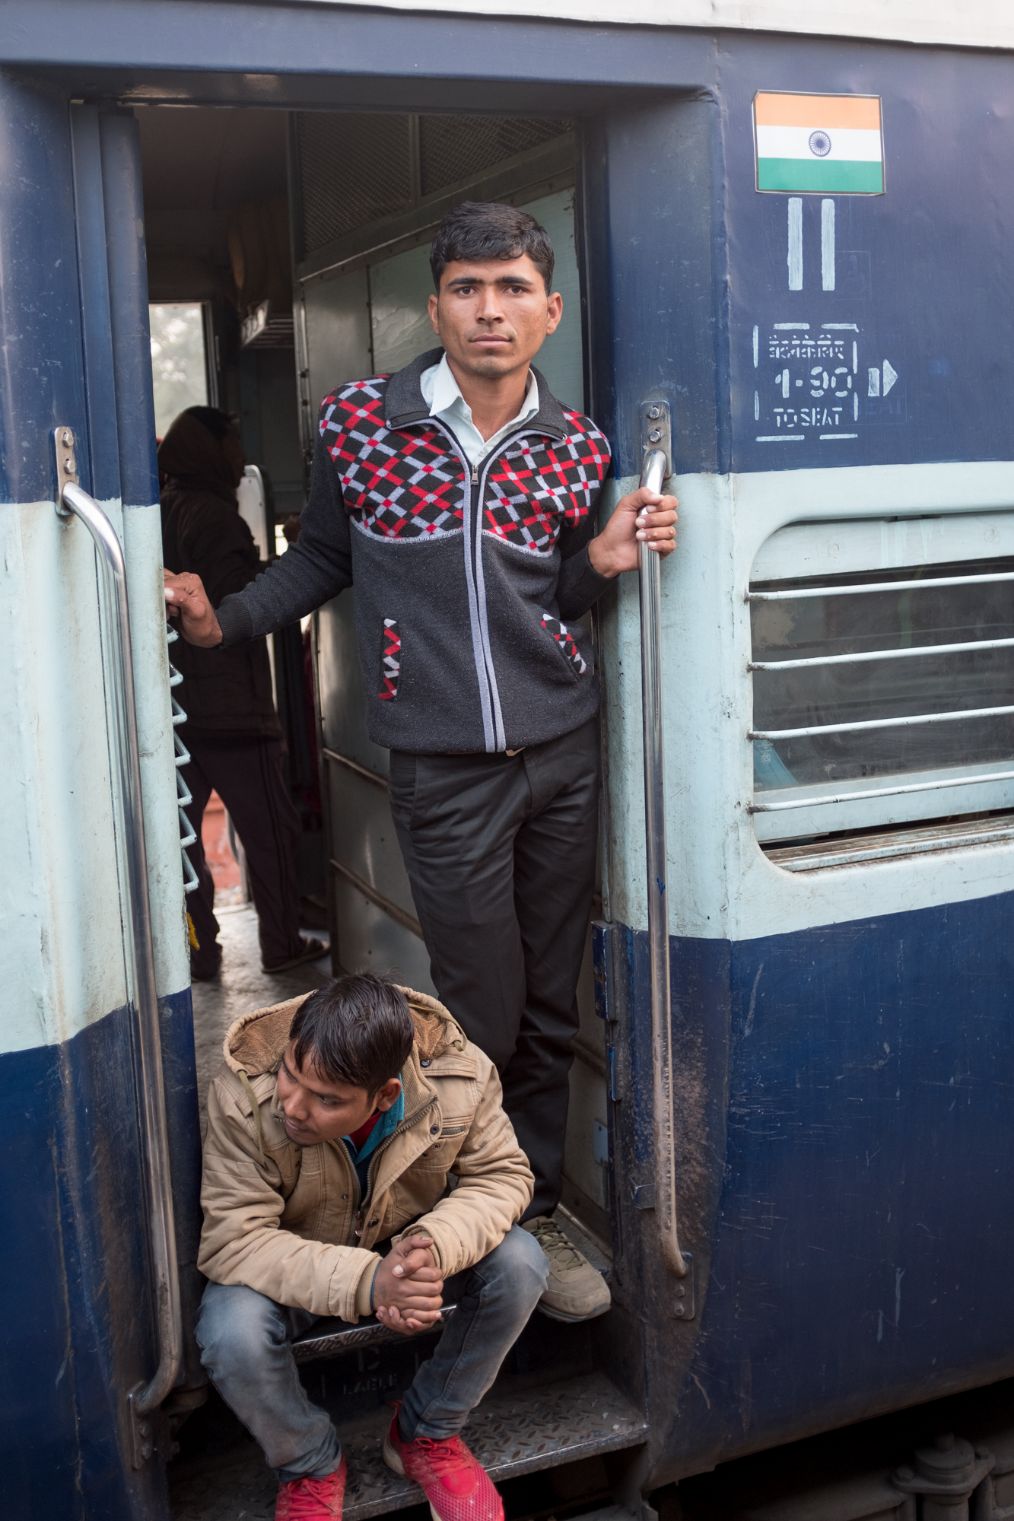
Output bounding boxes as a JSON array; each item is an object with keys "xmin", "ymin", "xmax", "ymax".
[
  {"xmin": 221, "ymin": 984, "xmax": 467, "ymax": 1082},
  {"xmin": 158, "ymin": 410, "xmax": 241, "ymax": 504}
]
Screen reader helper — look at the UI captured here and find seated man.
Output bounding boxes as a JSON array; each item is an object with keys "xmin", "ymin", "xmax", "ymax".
[{"xmin": 196, "ymin": 972, "xmax": 547, "ymax": 1521}]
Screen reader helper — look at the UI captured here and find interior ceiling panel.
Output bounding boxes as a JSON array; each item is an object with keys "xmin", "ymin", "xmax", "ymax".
[{"xmin": 137, "ymin": 105, "xmax": 289, "ymax": 211}]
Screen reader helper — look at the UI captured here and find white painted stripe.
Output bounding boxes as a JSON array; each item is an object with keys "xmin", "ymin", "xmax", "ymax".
[
  {"xmin": 787, "ymin": 198, "xmax": 803, "ymax": 290},
  {"xmin": 122, "ymin": 502, "xmax": 192, "ymax": 1002},
  {"xmin": 756, "ymin": 125, "xmax": 883, "ymax": 162},
  {"xmin": 0, "ymin": 495, "xmax": 190, "ymax": 1055},
  {"xmin": 1, "ymin": 495, "xmax": 130, "ymax": 1052},
  {"xmin": 598, "ymin": 460, "xmax": 1014, "ymax": 945},
  {"xmin": 280, "ymin": 0, "xmax": 1014, "ymax": 52},
  {"xmin": 821, "ymin": 198, "xmax": 836, "ymax": 291}
]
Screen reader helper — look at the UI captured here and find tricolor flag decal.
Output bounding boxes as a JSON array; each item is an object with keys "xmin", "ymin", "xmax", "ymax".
[{"xmin": 754, "ymin": 92, "xmax": 884, "ymax": 195}]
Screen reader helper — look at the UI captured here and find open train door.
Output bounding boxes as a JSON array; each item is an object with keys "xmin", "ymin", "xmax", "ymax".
[{"xmin": 0, "ymin": 79, "xmax": 199, "ymax": 1521}]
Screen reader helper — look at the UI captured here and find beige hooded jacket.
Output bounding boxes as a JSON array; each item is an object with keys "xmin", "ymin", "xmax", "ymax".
[{"xmin": 198, "ymin": 986, "xmax": 534, "ymax": 1322}]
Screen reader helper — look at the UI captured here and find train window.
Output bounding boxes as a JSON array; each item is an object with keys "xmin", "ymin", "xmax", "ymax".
[
  {"xmin": 149, "ymin": 301, "xmax": 211, "ymax": 437},
  {"xmin": 748, "ymin": 519, "xmax": 1014, "ymax": 864}
]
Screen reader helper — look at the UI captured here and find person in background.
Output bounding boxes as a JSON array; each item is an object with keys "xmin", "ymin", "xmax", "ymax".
[{"xmin": 159, "ymin": 406, "xmax": 327, "ymax": 978}]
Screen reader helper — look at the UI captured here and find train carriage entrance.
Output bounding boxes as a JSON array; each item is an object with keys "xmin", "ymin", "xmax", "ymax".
[
  {"xmin": 1, "ymin": 57, "xmax": 685, "ymax": 1517},
  {"xmin": 7, "ymin": 7, "xmax": 1014, "ymax": 1520},
  {"xmin": 137, "ymin": 95, "xmax": 642, "ymax": 1518}
]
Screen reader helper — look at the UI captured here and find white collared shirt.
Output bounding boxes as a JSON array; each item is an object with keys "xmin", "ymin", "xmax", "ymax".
[{"xmin": 420, "ymin": 353, "xmax": 540, "ymax": 471}]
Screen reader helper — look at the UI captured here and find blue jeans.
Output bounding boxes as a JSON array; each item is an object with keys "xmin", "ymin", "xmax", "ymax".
[{"xmin": 195, "ymin": 1225, "xmax": 548, "ymax": 1482}]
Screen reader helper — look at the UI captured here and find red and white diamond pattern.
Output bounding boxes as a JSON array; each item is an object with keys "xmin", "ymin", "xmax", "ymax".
[
  {"xmin": 484, "ymin": 412, "xmax": 611, "ymax": 553},
  {"xmin": 320, "ymin": 383, "xmax": 609, "ymax": 549},
  {"xmin": 540, "ymin": 613, "xmax": 587, "ymax": 675},
  {"xmin": 378, "ymin": 618, "xmax": 401, "ymax": 700},
  {"xmin": 322, "ymin": 383, "xmax": 465, "ymax": 541}
]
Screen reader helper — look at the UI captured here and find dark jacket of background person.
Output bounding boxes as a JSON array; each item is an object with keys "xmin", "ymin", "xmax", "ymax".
[{"xmin": 159, "ymin": 411, "xmax": 280, "ymax": 738}]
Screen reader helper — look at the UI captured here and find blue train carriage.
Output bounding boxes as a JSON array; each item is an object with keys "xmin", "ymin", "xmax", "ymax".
[{"xmin": 3, "ymin": 1, "xmax": 1014, "ymax": 1517}]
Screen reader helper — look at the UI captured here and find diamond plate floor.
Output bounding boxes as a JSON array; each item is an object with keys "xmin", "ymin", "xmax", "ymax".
[{"xmin": 170, "ymin": 1370, "xmax": 646, "ymax": 1521}]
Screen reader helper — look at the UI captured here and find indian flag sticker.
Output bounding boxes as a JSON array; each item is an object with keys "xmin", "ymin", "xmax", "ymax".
[{"xmin": 754, "ymin": 92, "xmax": 884, "ymax": 195}]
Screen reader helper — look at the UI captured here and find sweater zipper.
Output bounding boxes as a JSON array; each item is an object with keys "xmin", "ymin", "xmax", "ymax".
[
  {"xmin": 351, "ymin": 1095, "xmax": 436, "ymax": 1241},
  {"xmin": 427, "ymin": 420, "xmax": 509, "ymax": 753}
]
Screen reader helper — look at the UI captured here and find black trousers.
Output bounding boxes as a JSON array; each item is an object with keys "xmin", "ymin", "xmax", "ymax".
[
  {"xmin": 388, "ymin": 719, "xmax": 600, "ymax": 1218},
  {"xmin": 184, "ymin": 732, "xmax": 304, "ymax": 973}
]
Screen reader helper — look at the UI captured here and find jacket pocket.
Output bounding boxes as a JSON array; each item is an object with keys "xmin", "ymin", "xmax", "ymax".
[
  {"xmin": 539, "ymin": 611, "xmax": 587, "ymax": 680},
  {"xmin": 378, "ymin": 617, "xmax": 401, "ymax": 700}
]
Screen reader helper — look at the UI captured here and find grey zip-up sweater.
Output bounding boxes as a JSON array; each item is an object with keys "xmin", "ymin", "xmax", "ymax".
[{"xmin": 216, "ymin": 349, "xmax": 613, "ymax": 754}]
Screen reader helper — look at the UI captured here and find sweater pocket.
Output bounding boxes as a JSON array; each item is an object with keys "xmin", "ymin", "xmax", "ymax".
[
  {"xmin": 378, "ymin": 618, "xmax": 401, "ymax": 700},
  {"xmin": 538, "ymin": 611, "xmax": 588, "ymax": 680}
]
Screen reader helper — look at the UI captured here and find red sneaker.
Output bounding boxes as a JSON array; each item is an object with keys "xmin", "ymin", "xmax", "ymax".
[
  {"xmin": 275, "ymin": 1456, "xmax": 347, "ymax": 1520},
  {"xmin": 383, "ymin": 1409, "xmax": 503, "ymax": 1521}
]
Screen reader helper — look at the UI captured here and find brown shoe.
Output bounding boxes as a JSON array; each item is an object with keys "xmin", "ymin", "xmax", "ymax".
[{"xmin": 524, "ymin": 1216, "xmax": 611, "ymax": 1322}]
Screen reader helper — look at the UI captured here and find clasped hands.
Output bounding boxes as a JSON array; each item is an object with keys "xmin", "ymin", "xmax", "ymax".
[{"xmin": 372, "ymin": 1233, "xmax": 443, "ymax": 1337}]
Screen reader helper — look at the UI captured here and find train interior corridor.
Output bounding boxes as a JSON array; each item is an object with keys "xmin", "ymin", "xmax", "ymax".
[{"xmin": 138, "ymin": 100, "xmax": 631, "ymax": 1518}]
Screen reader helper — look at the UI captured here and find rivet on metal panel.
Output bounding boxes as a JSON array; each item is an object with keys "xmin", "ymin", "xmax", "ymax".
[
  {"xmin": 638, "ymin": 400, "xmax": 672, "ymax": 478},
  {"xmin": 52, "ymin": 425, "xmax": 80, "ymax": 517},
  {"xmin": 670, "ymin": 1253, "xmax": 696, "ymax": 1320}
]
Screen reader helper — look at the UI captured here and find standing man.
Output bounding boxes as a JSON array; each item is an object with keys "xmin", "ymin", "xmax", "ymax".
[{"xmin": 166, "ymin": 201, "xmax": 678, "ymax": 1321}]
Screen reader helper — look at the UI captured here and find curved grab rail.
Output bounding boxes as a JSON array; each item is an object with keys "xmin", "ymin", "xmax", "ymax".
[
  {"xmin": 637, "ymin": 449, "xmax": 688, "ymax": 1279},
  {"xmin": 58, "ymin": 480, "xmax": 182, "ymax": 1437}
]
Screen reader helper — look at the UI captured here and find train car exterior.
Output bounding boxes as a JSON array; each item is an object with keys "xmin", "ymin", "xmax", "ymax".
[{"xmin": 2, "ymin": 3, "xmax": 1014, "ymax": 1517}]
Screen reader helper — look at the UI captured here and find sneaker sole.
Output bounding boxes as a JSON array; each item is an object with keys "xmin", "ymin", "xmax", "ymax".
[
  {"xmin": 535, "ymin": 1298, "xmax": 612, "ymax": 1324},
  {"xmin": 382, "ymin": 1436, "xmax": 442, "ymax": 1521}
]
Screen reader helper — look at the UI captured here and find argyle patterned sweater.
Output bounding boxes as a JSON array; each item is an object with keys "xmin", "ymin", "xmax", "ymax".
[{"xmin": 216, "ymin": 349, "xmax": 613, "ymax": 754}]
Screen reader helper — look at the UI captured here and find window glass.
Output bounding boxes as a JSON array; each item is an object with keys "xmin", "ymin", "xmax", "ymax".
[
  {"xmin": 149, "ymin": 303, "xmax": 209, "ymax": 439},
  {"xmin": 750, "ymin": 555, "xmax": 1014, "ymax": 848}
]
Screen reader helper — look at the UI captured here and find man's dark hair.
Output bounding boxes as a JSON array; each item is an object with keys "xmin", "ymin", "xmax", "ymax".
[
  {"xmin": 289, "ymin": 974, "xmax": 414, "ymax": 1094},
  {"xmin": 430, "ymin": 201, "xmax": 555, "ymax": 292}
]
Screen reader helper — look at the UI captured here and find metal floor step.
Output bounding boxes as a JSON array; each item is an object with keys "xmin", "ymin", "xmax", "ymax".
[{"xmin": 170, "ymin": 1369, "xmax": 647, "ymax": 1521}]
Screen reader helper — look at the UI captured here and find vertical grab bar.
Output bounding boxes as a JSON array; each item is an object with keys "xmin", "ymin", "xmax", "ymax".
[
  {"xmin": 638, "ymin": 448, "xmax": 689, "ymax": 1279},
  {"xmin": 57, "ymin": 473, "xmax": 182, "ymax": 1452}
]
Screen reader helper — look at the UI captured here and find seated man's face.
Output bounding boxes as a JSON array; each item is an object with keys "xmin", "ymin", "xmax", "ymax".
[{"xmin": 276, "ymin": 1041, "xmax": 399, "ymax": 1146}]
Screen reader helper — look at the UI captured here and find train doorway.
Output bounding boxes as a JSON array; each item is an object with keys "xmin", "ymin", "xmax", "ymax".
[{"xmin": 136, "ymin": 96, "xmax": 625, "ymax": 1519}]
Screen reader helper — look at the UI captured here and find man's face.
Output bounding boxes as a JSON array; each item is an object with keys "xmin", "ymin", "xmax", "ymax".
[
  {"xmin": 275, "ymin": 1040, "xmax": 400, "ymax": 1146},
  {"xmin": 427, "ymin": 255, "xmax": 563, "ymax": 388}
]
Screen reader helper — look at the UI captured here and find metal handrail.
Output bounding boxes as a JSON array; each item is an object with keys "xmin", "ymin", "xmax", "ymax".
[
  {"xmin": 638, "ymin": 449, "xmax": 688, "ymax": 1279},
  {"xmin": 750, "ymin": 702, "xmax": 1014, "ymax": 741},
  {"xmin": 751, "ymin": 767, "xmax": 1014, "ymax": 813},
  {"xmin": 58, "ymin": 482, "xmax": 182, "ymax": 1423},
  {"xmin": 749, "ymin": 635, "xmax": 1014, "ymax": 672},
  {"xmin": 748, "ymin": 571, "xmax": 1014, "ymax": 601}
]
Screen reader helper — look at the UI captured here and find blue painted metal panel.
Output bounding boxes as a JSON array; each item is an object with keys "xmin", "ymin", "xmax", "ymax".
[
  {"xmin": 9, "ymin": 14, "xmax": 1014, "ymax": 481},
  {"xmin": 605, "ymin": 892, "xmax": 1014, "ymax": 1482},
  {"xmin": 0, "ymin": 993, "xmax": 198, "ymax": 1520},
  {"xmin": 0, "ymin": 74, "xmax": 90, "ymax": 502},
  {"xmin": 70, "ymin": 107, "xmax": 123, "ymax": 503},
  {"xmin": 721, "ymin": 43, "xmax": 1014, "ymax": 473},
  {"xmin": 581, "ymin": 98, "xmax": 729, "ymax": 480},
  {"xmin": 99, "ymin": 110, "xmax": 159, "ymax": 508}
]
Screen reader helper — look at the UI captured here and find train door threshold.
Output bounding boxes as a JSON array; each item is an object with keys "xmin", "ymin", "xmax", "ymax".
[{"xmin": 170, "ymin": 1366, "xmax": 646, "ymax": 1519}]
